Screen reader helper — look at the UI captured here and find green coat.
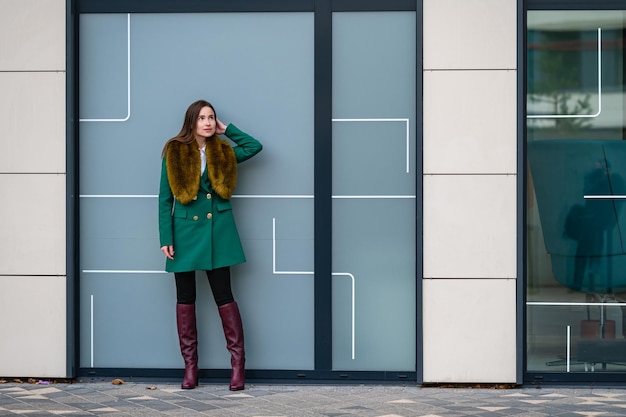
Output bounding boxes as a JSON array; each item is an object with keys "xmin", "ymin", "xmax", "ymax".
[{"xmin": 158, "ymin": 124, "xmax": 262, "ymax": 272}]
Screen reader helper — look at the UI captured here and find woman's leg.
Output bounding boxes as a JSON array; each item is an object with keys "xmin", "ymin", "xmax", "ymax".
[
  {"xmin": 175, "ymin": 271, "xmax": 197, "ymax": 304},
  {"xmin": 174, "ymin": 271, "xmax": 198, "ymax": 389},
  {"xmin": 206, "ymin": 267, "xmax": 245, "ymax": 390},
  {"xmin": 205, "ymin": 267, "xmax": 234, "ymax": 307}
]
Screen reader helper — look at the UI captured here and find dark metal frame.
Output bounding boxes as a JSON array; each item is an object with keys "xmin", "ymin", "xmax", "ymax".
[
  {"xmin": 415, "ymin": 0, "xmax": 425, "ymax": 385},
  {"xmin": 69, "ymin": 0, "xmax": 421, "ymax": 383},
  {"xmin": 313, "ymin": 0, "xmax": 334, "ymax": 373},
  {"xmin": 67, "ymin": 0, "xmax": 79, "ymax": 379},
  {"xmin": 517, "ymin": 0, "xmax": 526, "ymax": 386},
  {"xmin": 524, "ymin": 0, "xmax": 626, "ymax": 385}
]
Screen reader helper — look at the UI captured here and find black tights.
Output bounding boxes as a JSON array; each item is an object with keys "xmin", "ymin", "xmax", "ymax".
[{"xmin": 175, "ymin": 267, "xmax": 234, "ymax": 306}]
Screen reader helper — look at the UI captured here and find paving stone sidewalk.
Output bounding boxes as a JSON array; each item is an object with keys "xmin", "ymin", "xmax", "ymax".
[{"xmin": 1, "ymin": 381, "xmax": 626, "ymax": 416}]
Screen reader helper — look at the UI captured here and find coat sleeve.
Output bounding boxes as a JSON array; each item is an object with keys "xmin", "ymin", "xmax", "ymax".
[
  {"xmin": 158, "ymin": 156, "xmax": 174, "ymax": 247},
  {"xmin": 225, "ymin": 124, "xmax": 263, "ymax": 163}
]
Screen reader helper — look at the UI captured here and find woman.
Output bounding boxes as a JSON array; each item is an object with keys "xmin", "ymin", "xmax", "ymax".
[{"xmin": 158, "ymin": 99, "xmax": 262, "ymax": 390}]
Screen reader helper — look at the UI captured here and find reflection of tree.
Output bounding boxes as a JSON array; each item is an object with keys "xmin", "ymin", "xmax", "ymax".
[{"xmin": 528, "ymin": 31, "xmax": 593, "ymax": 132}]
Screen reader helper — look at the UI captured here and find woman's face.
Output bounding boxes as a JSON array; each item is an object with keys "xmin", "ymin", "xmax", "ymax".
[{"xmin": 195, "ymin": 106, "xmax": 216, "ymax": 139}]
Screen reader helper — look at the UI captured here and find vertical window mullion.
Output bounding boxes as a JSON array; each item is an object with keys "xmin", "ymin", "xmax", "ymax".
[{"xmin": 314, "ymin": 0, "xmax": 333, "ymax": 371}]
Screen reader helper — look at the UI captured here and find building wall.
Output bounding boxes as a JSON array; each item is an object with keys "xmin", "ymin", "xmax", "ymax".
[
  {"xmin": 0, "ymin": 0, "xmax": 67, "ymax": 377},
  {"xmin": 0, "ymin": 0, "xmax": 520, "ymax": 382},
  {"xmin": 422, "ymin": 0, "xmax": 518, "ymax": 383}
]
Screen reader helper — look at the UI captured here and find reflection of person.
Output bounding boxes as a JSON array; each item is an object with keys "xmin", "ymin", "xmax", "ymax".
[
  {"xmin": 158, "ymin": 100, "xmax": 262, "ymax": 390},
  {"xmin": 565, "ymin": 158, "xmax": 623, "ymax": 292}
]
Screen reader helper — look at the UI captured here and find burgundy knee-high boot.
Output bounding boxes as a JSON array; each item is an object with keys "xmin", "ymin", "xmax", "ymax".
[
  {"xmin": 218, "ymin": 301, "xmax": 246, "ymax": 391},
  {"xmin": 176, "ymin": 303, "xmax": 199, "ymax": 389}
]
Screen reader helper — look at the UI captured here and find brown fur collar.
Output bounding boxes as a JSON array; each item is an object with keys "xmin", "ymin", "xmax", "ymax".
[{"xmin": 165, "ymin": 137, "xmax": 237, "ymax": 204}]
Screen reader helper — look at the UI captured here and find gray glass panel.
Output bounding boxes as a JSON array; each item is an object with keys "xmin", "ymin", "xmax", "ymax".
[
  {"xmin": 79, "ymin": 14, "xmax": 129, "ymax": 120},
  {"xmin": 332, "ymin": 12, "xmax": 416, "ymax": 371},
  {"xmin": 79, "ymin": 13, "xmax": 314, "ymax": 369},
  {"xmin": 80, "ymin": 274, "xmax": 178, "ymax": 368},
  {"xmin": 79, "ymin": 13, "xmax": 313, "ymax": 196},
  {"xmin": 80, "ymin": 197, "xmax": 161, "ymax": 270}
]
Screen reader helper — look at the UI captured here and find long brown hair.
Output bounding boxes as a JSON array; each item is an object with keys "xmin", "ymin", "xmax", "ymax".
[{"xmin": 161, "ymin": 99, "xmax": 217, "ymax": 157}]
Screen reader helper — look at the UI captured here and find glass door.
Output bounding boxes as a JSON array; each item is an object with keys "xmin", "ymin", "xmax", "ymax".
[{"xmin": 527, "ymin": 8, "xmax": 626, "ymax": 376}]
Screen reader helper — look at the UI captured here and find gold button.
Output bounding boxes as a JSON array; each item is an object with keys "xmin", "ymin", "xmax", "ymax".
[
  {"xmin": 193, "ymin": 215, "xmax": 199, "ymax": 221},
  {"xmin": 207, "ymin": 213, "xmax": 213, "ymax": 219},
  {"xmin": 207, "ymin": 193, "xmax": 212, "ymax": 199}
]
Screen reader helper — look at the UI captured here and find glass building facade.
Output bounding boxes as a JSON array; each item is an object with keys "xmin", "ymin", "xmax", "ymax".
[{"xmin": 9, "ymin": 0, "xmax": 626, "ymax": 385}]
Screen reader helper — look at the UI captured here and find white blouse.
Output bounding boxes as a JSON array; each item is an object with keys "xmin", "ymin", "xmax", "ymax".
[{"xmin": 200, "ymin": 145, "xmax": 206, "ymax": 174}]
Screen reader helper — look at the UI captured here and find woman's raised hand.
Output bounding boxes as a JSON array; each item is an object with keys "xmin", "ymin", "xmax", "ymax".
[{"xmin": 216, "ymin": 118, "xmax": 227, "ymax": 135}]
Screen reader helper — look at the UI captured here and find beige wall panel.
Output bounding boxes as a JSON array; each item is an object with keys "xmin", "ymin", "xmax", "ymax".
[
  {"xmin": 424, "ymin": 70, "xmax": 517, "ymax": 175},
  {"xmin": 0, "ymin": 174, "xmax": 65, "ymax": 275},
  {"xmin": 0, "ymin": 0, "xmax": 65, "ymax": 71},
  {"xmin": 423, "ymin": 0, "xmax": 516, "ymax": 70},
  {"xmin": 0, "ymin": 276, "xmax": 67, "ymax": 377},
  {"xmin": 0, "ymin": 72, "xmax": 65, "ymax": 173},
  {"xmin": 423, "ymin": 278, "xmax": 516, "ymax": 383},
  {"xmin": 424, "ymin": 174, "xmax": 516, "ymax": 278}
]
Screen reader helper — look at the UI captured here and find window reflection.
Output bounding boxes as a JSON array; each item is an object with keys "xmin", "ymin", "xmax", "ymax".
[{"xmin": 527, "ymin": 11, "xmax": 626, "ymax": 374}]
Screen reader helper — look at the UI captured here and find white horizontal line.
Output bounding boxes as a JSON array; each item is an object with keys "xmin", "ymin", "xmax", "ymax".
[
  {"xmin": 79, "ymin": 194, "xmax": 310, "ymax": 198},
  {"xmin": 79, "ymin": 194, "xmax": 415, "ymax": 199},
  {"xmin": 233, "ymin": 195, "xmax": 314, "ymax": 199},
  {"xmin": 528, "ymin": 301, "xmax": 626, "ymax": 306},
  {"xmin": 584, "ymin": 195, "xmax": 626, "ymax": 199},
  {"xmin": 80, "ymin": 195, "xmax": 158, "ymax": 198},
  {"xmin": 333, "ymin": 118, "xmax": 409, "ymax": 122},
  {"xmin": 333, "ymin": 195, "xmax": 416, "ymax": 199}
]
